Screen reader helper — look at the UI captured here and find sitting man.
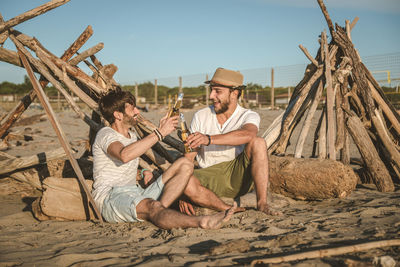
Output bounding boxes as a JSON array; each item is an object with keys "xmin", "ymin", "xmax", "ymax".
[
  {"xmin": 182, "ymin": 68, "xmax": 276, "ymax": 215},
  {"xmin": 91, "ymin": 88, "xmax": 236, "ymax": 229}
]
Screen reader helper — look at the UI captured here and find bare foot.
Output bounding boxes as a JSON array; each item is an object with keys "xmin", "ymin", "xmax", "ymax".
[
  {"xmin": 200, "ymin": 202, "xmax": 237, "ymax": 229},
  {"xmin": 258, "ymin": 202, "xmax": 282, "ymax": 216}
]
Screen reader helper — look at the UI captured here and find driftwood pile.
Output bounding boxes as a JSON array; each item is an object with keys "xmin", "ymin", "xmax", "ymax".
[
  {"xmin": 263, "ymin": 0, "xmax": 399, "ymax": 193},
  {"xmin": 0, "ymin": 0, "xmax": 387, "ymax": 221}
]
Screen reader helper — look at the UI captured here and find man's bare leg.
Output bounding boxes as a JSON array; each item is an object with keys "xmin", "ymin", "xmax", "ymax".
[
  {"xmin": 183, "ymin": 175, "xmax": 233, "ymax": 212},
  {"xmin": 136, "ymin": 199, "xmax": 236, "ymax": 229},
  {"xmin": 245, "ymin": 136, "xmax": 280, "ymax": 215},
  {"xmin": 158, "ymin": 157, "xmax": 194, "ymax": 208}
]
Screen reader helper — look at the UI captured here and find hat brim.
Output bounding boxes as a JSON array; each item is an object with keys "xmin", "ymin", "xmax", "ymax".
[{"xmin": 204, "ymin": 81, "xmax": 246, "ymax": 90}]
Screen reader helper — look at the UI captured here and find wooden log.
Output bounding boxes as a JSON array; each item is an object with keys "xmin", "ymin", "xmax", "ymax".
[
  {"xmin": 17, "ymin": 49, "xmax": 103, "ymax": 221},
  {"xmin": 68, "ymin": 42, "xmax": 104, "ymax": 66},
  {"xmin": 11, "ymin": 36, "xmax": 101, "ymax": 131},
  {"xmin": 251, "ymin": 239, "xmax": 400, "ymax": 265},
  {"xmin": 0, "ymin": 147, "xmax": 66, "ymax": 175},
  {"xmin": 38, "ymin": 177, "xmax": 95, "ymax": 221},
  {"xmin": 346, "ymin": 115, "xmax": 394, "ymax": 192},
  {"xmin": 294, "ymin": 79, "xmax": 323, "ymax": 158},
  {"xmin": 0, "ymin": 0, "xmax": 70, "ymax": 34},
  {"xmin": 322, "ymin": 30, "xmax": 336, "ymax": 160},
  {"xmin": 0, "ymin": 26, "xmax": 93, "ymax": 139},
  {"xmin": 269, "ymin": 155, "xmax": 358, "ymax": 200},
  {"xmin": 8, "ymin": 156, "xmax": 93, "ymax": 191}
]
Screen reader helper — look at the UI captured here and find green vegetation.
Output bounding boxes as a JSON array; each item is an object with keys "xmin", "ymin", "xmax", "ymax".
[{"xmin": 1, "ymin": 76, "xmax": 398, "ymax": 107}]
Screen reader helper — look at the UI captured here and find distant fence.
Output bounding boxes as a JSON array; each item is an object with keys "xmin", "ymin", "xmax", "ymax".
[
  {"xmin": 126, "ymin": 52, "xmax": 400, "ymax": 109},
  {"xmin": 1, "ymin": 52, "xmax": 399, "ymax": 110}
]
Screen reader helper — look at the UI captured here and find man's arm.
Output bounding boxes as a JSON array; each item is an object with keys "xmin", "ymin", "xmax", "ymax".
[
  {"xmin": 107, "ymin": 132, "xmax": 160, "ymax": 163},
  {"xmin": 187, "ymin": 123, "xmax": 258, "ymax": 149},
  {"xmin": 108, "ymin": 115, "xmax": 178, "ymax": 163}
]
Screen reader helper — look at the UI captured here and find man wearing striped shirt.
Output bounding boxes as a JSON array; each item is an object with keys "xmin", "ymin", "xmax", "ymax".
[{"xmin": 92, "ymin": 88, "xmax": 236, "ymax": 229}]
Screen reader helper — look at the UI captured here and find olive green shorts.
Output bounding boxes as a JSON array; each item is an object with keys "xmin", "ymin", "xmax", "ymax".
[{"xmin": 193, "ymin": 151, "xmax": 253, "ymax": 198}]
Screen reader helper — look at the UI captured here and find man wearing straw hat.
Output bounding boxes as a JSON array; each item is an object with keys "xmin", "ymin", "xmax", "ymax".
[
  {"xmin": 182, "ymin": 68, "xmax": 277, "ymax": 215},
  {"xmin": 91, "ymin": 88, "xmax": 237, "ymax": 228}
]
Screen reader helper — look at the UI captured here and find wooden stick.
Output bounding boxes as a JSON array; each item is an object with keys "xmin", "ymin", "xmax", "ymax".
[
  {"xmin": 273, "ymin": 66, "xmax": 324, "ymax": 154},
  {"xmin": 32, "ymin": 45, "xmax": 99, "ymax": 110},
  {"xmin": 350, "ymin": 17, "xmax": 359, "ymax": 30},
  {"xmin": 318, "ymin": 107, "xmax": 327, "ymax": 159},
  {"xmin": 0, "ymin": 47, "xmax": 24, "ymax": 68},
  {"xmin": 17, "ymin": 49, "xmax": 103, "ymax": 222},
  {"xmin": 262, "ymin": 111, "xmax": 284, "ymax": 150},
  {"xmin": 316, "ymin": 0, "xmax": 335, "ymax": 38},
  {"xmin": 368, "ymin": 80, "xmax": 400, "ymax": 135},
  {"xmin": 299, "ymin": 45, "xmax": 318, "ymax": 66},
  {"xmin": 322, "ymin": 30, "xmax": 336, "ymax": 160},
  {"xmin": 294, "ymin": 79, "xmax": 323, "ymax": 158},
  {"xmin": 345, "ymin": 20, "xmax": 352, "ymax": 42},
  {"xmin": 251, "ymin": 239, "xmax": 400, "ymax": 265},
  {"xmin": 371, "ymin": 110, "xmax": 400, "ymax": 172},
  {"xmin": 0, "ymin": 0, "xmax": 70, "ymax": 34},
  {"xmin": 12, "ymin": 37, "xmax": 101, "ymax": 131},
  {"xmin": 0, "ymin": 26, "xmax": 93, "ymax": 139},
  {"xmin": 69, "ymin": 42, "xmax": 104, "ymax": 66}
]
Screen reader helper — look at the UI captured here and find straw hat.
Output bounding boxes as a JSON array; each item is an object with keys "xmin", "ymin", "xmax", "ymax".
[{"xmin": 205, "ymin": 68, "xmax": 245, "ymax": 89}]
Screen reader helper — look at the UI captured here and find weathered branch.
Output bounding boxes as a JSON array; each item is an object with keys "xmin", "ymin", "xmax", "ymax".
[
  {"xmin": 346, "ymin": 114, "xmax": 394, "ymax": 192},
  {"xmin": 69, "ymin": 42, "xmax": 104, "ymax": 66},
  {"xmin": 0, "ymin": 26, "xmax": 93, "ymax": 139},
  {"xmin": 0, "ymin": 0, "xmax": 70, "ymax": 34}
]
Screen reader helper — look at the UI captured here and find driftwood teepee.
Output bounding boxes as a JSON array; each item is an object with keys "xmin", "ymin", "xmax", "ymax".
[
  {"xmin": 0, "ymin": 0, "xmax": 187, "ymax": 221},
  {"xmin": 263, "ymin": 0, "xmax": 400, "ymax": 192}
]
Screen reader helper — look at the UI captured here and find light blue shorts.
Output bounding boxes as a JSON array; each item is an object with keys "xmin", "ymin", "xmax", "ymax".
[{"xmin": 102, "ymin": 176, "xmax": 164, "ymax": 223}]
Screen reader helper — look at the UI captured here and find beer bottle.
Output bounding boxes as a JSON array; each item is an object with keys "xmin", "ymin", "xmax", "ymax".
[
  {"xmin": 167, "ymin": 93, "xmax": 184, "ymax": 118},
  {"xmin": 179, "ymin": 113, "xmax": 193, "ymax": 153}
]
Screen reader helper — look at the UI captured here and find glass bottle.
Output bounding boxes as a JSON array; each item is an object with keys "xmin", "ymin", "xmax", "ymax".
[
  {"xmin": 167, "ymin": 93, "xmax": 184, "ymax": 118},
  {"xmin": 179, "ymin": 113, "xmax": 193, "ymax": 153}
]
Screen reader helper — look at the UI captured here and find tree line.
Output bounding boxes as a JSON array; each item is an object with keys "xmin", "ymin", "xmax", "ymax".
[{"xmin": 0, "ymin": 76, "xmax": 397, "ymax": 105}]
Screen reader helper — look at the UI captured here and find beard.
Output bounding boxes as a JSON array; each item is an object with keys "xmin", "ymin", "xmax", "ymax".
[
  {"xmin": 214, "ymin": 99, "xmax": 229, "ymax": 114},
  {"xmin": 123, "ymin": 114, "xmax": 138, "ymax": 126}
]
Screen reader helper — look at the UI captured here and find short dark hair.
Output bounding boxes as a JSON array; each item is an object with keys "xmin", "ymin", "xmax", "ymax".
[{"xmin": 98, "ymin": 87, "xmax": 136, "ymax": 124}]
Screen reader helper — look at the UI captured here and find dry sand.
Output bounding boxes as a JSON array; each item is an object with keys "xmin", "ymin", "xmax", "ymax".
[{"xmin": 0, "ymin": 105, "xmax": 399, "ymax": 266}]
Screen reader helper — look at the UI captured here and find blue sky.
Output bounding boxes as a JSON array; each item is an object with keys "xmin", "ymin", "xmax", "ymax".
[{"xmin": 0, "ymin": 0, "xmax": 399, "ymax": 86}]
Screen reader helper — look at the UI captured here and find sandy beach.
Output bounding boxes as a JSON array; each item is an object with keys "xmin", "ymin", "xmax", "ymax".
[{"xmin": 0, "ymin": 105, "xmax": 399, "ymax": 266}]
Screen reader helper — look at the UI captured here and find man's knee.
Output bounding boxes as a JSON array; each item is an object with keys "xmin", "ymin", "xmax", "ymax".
[
  {"xmin": 183, "ymin": 175, "xmax": 202, "ymax": 197},
  {"xmin": 174, "ymin": 157, "xmax": 194, "ymax": 176},
  {"xmin": 248, "ymin": 136, "xmax": 267, "ymax": 153}
]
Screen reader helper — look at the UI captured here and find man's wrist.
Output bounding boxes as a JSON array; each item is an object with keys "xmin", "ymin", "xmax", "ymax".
[
  {"xmin": 206, "ymin": 134, "xmax": 211, "ymax": 146},
  {"xmin": 140, "ymin": 168, "xmax": 149, "ymax": 179}
]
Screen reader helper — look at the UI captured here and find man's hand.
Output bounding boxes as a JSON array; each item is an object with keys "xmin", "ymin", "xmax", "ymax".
[
  {"xmin": 142, "ymin": 170, "xmax": 154, "ymax": 187},
  {"xmin": 158, "ymin": 114, "xmax": 179, "ymax": 137},
  {"xmin": 187, "ymin": 132, "xmax": 210, "ymax": 149},
  {"xmin": 179, "ymin": 199, "xmax": 195, "ymax": 215}
]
